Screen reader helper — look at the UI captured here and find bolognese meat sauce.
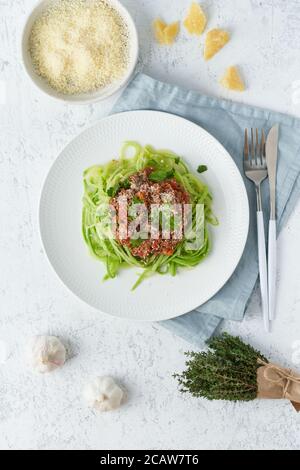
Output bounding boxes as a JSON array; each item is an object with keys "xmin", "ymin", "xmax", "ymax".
[{"xmin": 110, "ymin": 167, "xmax": 190, "ymax": 259}]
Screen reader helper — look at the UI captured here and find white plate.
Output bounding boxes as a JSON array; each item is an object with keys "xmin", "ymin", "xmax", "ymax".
[{"xmin": 39, "ymin": 111, "xmax": 249, "ymax": 321}]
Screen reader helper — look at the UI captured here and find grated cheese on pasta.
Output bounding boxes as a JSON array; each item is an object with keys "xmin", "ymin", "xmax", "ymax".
[{"xmin": 29, "ymin": 0, "xmax": 130, "ymax": 95}]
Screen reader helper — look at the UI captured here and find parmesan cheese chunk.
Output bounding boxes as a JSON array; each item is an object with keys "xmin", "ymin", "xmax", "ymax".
[
  {"xmin": 204, "ymin": 29, "xmax": 230, "ymax": 60},
  {"xmin": 29, "ymin": 0, "xmax": 129, "ymax": 95},
  {"xmin": 153, "ymin": 19, "xmax": 167, "ymax": 45},
  {"xmin": 153, "ymin": 19, "xmax": 180, "ymax": 45},
  {"xmin": 220, "ymin": 66, "xmax": 246, "ymax": 92},
  {"xmin": 183, "ymin": 3, "xmax": 207, "ymax": 36}
]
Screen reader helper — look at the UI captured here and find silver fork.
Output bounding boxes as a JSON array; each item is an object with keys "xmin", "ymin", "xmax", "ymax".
[{"xmin": 244, "ymin": 129, "xmax": 269, "ymax": 332}]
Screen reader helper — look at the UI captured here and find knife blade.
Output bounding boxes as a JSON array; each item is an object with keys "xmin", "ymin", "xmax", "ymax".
[
  {"xmin": 266, "ymin": 124, "xmax": 279, "ymax": 322},
  {"xmin": 266, "ymin": 124, "xmax": 279, "ymax": 220}
]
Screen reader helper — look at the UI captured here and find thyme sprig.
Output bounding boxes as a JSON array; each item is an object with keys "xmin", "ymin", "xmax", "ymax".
[{"xmin": 174, "ymin": 333, "xmax": 268, "ymax": 402}]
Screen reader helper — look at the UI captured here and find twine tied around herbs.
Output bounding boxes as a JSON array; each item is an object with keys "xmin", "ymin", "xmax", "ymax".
[{"xmin": 257, "ymin": 359, "xmax": 300, "ymax": 411}]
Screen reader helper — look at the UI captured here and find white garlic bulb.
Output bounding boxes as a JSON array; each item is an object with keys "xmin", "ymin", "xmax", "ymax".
[
  {"xmin": 28, "ymin": 335, "xmax": 66, "ymax": 373},
  {"xmin": 84, "ymin": 376, "xmax": 124, "ymax": 412}
]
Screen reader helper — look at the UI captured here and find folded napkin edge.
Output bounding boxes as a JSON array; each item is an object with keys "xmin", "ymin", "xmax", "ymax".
[
  {"xmin": 162, "ymin": 312, "xmax": 223, "ymax": 348},
  {"xmin": 130, "ymin": 73, "xmax": 300, "ymax": 130}
]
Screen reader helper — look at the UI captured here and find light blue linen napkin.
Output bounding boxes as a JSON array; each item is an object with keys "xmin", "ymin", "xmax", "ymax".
[{"xmin": 112, "ymin": 73, "xmax": 300, "ymax": 346}]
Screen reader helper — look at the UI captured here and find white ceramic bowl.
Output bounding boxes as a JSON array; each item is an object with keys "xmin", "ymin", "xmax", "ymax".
[{"xmin": 21, "ymin": 0, "xmax": 139, "ymax": 104}]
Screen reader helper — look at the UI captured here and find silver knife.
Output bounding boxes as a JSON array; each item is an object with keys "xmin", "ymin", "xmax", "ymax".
[{"xmin": 266, "ymin": 124, "xmax": 279, "ymax": 321}]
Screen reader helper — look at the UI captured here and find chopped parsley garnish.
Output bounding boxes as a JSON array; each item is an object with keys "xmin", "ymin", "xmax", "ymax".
[
  {"xmin": 130, "ymin": 238, "xmax": 144, "ymax": 248},
  {"xmin": 107, "ymin": 179, "xmax": 130, "ymax": 197},
  {"xmin": 149, "ymin": 169, "xmax": 175, "ymax": 182},
  {"xmin": 120, "ymin": 178, "xmax": 130, "ymax": 189},
  {"xmin": 132, "ymin": 195, "xmax": 143, "ymax": 204},
  {"xmin": 147, "ymin": 159, "xmax": 159, "ymax": 168},
  {"xmin": 107, "ymin": 186, "xmax": 118, "ymax": 197},
  {"xmin": 197, "ymin": 165, "xmax": 208, "ymax": 174}
]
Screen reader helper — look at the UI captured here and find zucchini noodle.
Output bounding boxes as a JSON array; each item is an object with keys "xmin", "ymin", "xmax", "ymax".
[{"xmin": 82, "ymin": 142, "xmax": 218, "ymax": 289}]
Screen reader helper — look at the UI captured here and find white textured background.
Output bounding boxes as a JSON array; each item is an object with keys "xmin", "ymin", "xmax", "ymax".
[{"xmin": 1, "ymin": 0, "xmax": 300, "ymax": 450}]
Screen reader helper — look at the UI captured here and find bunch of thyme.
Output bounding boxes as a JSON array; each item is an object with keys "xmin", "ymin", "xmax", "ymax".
[{"xmin": 174, "ymin": 333, "xmax": 268, "ymax": 401}]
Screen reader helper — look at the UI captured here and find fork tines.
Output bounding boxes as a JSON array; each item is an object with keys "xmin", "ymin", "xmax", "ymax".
[{"xmin": 244, "ymin": 128, "xmax": 266, "ymax": 167}]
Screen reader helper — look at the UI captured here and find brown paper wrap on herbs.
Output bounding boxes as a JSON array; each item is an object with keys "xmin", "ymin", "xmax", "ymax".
[{"xmin": 257, "ymin": 359, "xmax": 300, "ymax": 411}]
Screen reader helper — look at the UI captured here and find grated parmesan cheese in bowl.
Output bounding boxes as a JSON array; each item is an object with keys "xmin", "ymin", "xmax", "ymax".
[{"xmin": 22, "ymin": 0, "xmax": 138, "ymax": 102}]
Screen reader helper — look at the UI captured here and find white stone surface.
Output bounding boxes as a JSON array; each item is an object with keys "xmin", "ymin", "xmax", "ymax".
[{"xmin": 1, "ymin": 0, "xmax": 300, "ymax": 450}]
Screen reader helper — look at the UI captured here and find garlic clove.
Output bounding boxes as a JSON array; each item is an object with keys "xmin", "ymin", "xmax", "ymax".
[
  {"xmin": 28, "ymin": 335, "xmax": 66, "ymax": 374},
  {"xmin": 84, "ymin": 376, "xmax": 124, "ymax": 412}
]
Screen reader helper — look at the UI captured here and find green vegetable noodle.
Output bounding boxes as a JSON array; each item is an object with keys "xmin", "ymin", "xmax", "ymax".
[{"xmin": 82, "ymin": 142, "xmax": 218, "ymax": 289}]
